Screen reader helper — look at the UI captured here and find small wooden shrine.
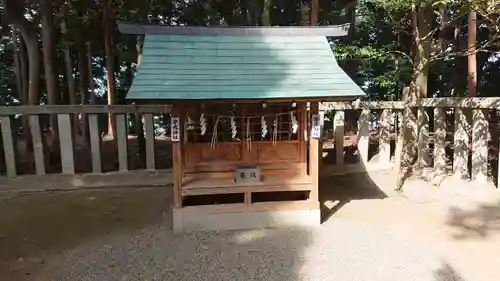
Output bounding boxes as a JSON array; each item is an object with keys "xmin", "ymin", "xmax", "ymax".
[{"xmin": 119, "ymin": 23, "xmax": 365, "ymax": 233}]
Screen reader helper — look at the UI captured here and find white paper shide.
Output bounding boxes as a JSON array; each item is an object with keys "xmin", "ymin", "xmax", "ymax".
[
  {"xmin": 230, "ymin": 116, "xmax": 237, "ymax": 139},
  {"xmin": 200, "ymin": 113, "xmax": 207, "ymax": 136},
  {"xmin": 290, "ymin": 111, "xmax": 298, "ymax": 134},
  {"xmin": 261, "ymin": 116, "xmax": 268, "ymax": 139}
]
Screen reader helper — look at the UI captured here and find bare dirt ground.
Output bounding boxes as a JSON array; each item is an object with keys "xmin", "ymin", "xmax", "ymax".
[
  {"xmin": 0, "ymin": 171, "xmax": 499, "ymax": 281},
  {"xmin": 0, "ymin": 188, "xmax": 171, "ymax": 281}
]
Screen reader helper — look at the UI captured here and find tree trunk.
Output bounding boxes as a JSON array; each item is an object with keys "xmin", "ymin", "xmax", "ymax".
[
  {"xmin": 87, "ymin": 42, "xmax": 96, "ymax": 104},
  {"xmin": 135, "ymin": 39, "xmax": 146, "ymax": 159},
  {"xmin": 25, "ymin": 36, "xmax": 41, "ymax": 105},
  {"xmin": 341, "ymin": 0, "xmax": 358, "ymax": 132},
  {"xmin": 4, "ymin": 0, "xmax": 41, "ymax": 105},
  {"xmin": 310, "ymin": 0, "xmax": 318, "ymax": 26},
  {"xmin": 19, "ymin": 36, "xmax": 29, "ymax": 105},
  {"xmin": 451, "ymin": 18, "xmax": 462, "ymax": 96},
  {"xmin": 103, "ymin": 0, "xmax": 117, "ymax": 138},
  {"xmin": 77, "ymin": 46, "xmax": 90, "ymax": 104},
  {"xmin": 467, "ymin": 10, "xmax": 477, "ymax": 97},
  {"xmin": 341, "ymin": 1, "xmax": 357, "ymax": 77},
  {"xmin": 397, "ymin": 4, "xmax": 432, "ymax": 188},
  {"xmin": 11, "ymin": 27, "xmax": 29, "ymax": 133},
  {"xmin": 261, "ymin": 0, "xmax": 272, "ymax": 26},
  {"xmin": 244, "ymin": 0, "xmax": 259, "ymax": 25},
  {"xmin": 61, "ymin": 19, "xmax": 79, "ymax": 135},
  {"xmin": 411, "ymin": 4, "xmax": 432, "ymax": 98},
  {"xmin": 63, "ymin": 49, "xmax": 77, "ymax": 103},
  {"xmin": 77, "ymin": 42, "xmax": 91, "ymax": 137},
  {"xmin": 300, "ymin": 0, "xmax": 310, "ymax": 26},
  {"xmin": 39, "ymin": 0, "xmax": 60, "ymax": 131},
  {"xmin": 11, "ymin": 27, "xmax": 24, "ymax": 103},
  {"xmin": 61, "ymin": 22, "xmax": 77, "ymax": 106}
]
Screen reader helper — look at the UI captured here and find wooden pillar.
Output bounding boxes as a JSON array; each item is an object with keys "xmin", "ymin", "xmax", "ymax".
[
  {"xmin": 88, "ymin": 114, "xmax": 102, "ymax": 173},
  {"xmin": 58, "ymin": 114, "xmax": 75, "ymax": 174},
  {"xmin": 1, "ymin": 116, "xmax": 16, "ymax": 177},
  {"xmin": 357, "ymin": 109, "xmax": 370, "ymax": 165},
  {"xmin": 453, "ymin": 108, "xmax": 470, "ymax": 179},
  {"xmin": 471, "ymin": 108, "xmax": 488, "ymax": 181},
  {"xmin": 29, "ymin": 115, "xmax": 46, "ymax": 175},
  {"xmin": 172, "ymin": 104, "xmax": 184, "ymax": 209},
  {"xmin": 143, "ymin": 114, "xmax": 156, "ymax": 170},
  {"xmin": 396, "ymin": 87, "xmax": 417, "ymax": 187},
  {"xmin": 334, "ymin": 110, "xmax": 345, "ymax": 166},
  {"xmin": 417, "ymin": 107, "xmax": 430, "ymax": 168},
  {"xmin": 378, "ymin": 109, "xmax": 391, "ymax": 165},
  {"xmin": 434, "ymin": 108, "xmax": 447, "ymax": 176},
  {"xmin": 308, "ymin": 102, "xmax": 320, "ymax": 202},
  {"xmin": 299, "ymin": 102, "xmax": 307, "ymax": 175},
  {"xmin": 116, "ymin": 114, "xmax": 128, "ymax": 172}
]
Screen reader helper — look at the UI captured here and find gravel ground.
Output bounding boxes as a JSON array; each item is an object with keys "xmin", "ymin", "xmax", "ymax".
[{"xmin": 36, "ymin": 217, "xmax": 464, "ymax": 281}]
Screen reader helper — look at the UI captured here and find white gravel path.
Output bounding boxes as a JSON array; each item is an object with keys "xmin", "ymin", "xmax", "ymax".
[{"xmin": 39, "ymin": 218, "xmax": 464, "ymax": 281}]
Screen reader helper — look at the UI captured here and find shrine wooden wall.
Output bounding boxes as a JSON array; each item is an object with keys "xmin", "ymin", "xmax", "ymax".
[{"xmin": 171, "ymin": 101, "xmax": 315, "ymax": 209}]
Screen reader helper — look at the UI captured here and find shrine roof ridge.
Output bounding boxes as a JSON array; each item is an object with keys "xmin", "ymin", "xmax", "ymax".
[{"xmin": 118, "ymin": 22, "xmax": 351, "ymax": 37}]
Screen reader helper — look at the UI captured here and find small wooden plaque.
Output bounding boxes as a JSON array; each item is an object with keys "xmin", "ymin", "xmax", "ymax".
[
  {"xmin": 235, "ymin": 165, "xmax": 261, "ymax": 184},
  {"xmin": 311, "ymin": 114, "xmax": 321, "ymax": 139},
  {"xmin": 171, "ymin": 117, "xmax": 180, "ymax": 142}
]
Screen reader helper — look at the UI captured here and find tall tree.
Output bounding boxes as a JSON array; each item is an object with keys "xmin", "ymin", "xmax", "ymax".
[
  {"xmin": 103, "ymin": 0, "xmax": 117, "ymax": 138},
  {"xmin": 310, "ymin": 0, "xmax": 318, "ymax": 25},
  {"xmin": 39, "ymin": 0, "xmax": 60, "ymax": 130},
  {"xmin": 468, "ymin": 10, "xmax": 477, "ymax": 97},
  {"xmin": 10, "ymin": 27, "xmax": 24, "ymax": 103},
  {"xmin": 261, "ymin": 0, "xmax": 272, "ymax": 26},
  {"xmin": 86, "ymin": 42, "xmax": 96, "ymax": 104},
  {"xmin": 4, "ymin": 0, "xmax": 41, "ymax": 105}
]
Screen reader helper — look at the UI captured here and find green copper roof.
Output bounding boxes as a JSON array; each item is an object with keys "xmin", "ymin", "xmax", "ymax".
[{"xmin": 126, "ymin": 34, "xmax": 365, "ymax": 100}]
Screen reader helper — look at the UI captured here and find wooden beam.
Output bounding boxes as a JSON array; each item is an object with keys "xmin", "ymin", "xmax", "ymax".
[
  {"xmin": 88, "ymin": 114, "xmax": 102, "ymax": 173},
  {"xmin": 357, "ymin": 109, "xmax": 370, "ymax": 165},
  {"xmin": 0, "ymin": 105, "xmax": 171, "ymax": 115},
  {"xmin": 172, "ymin": 105, "xmax": 184, "ymax": 209},
  {"xmin": 143, "ymin": 114, "xmax": 156, "ymax": 171},
  {"xmin": 58, "ymin": 114, "xmax": 75, "ymax": 174},
  {"xmin": 0, "ymin": 117, "xmax": 16, "ymax": 177},
  {"xmin": 308, "ymin": 103, "xmax": 320, "ymax": 202},
  {"xmin": 412, "ymin": 97, "xmax": 500, "ymax": 109},
  {"xmin": 334, "ymin": 110, "xmax": 344, "ymax": 166},
  {"xmin": 433, "ymin": 108, "xmax": 447, "ymax": 176},
  {"xmin": 320, "ymin": 101, "xmax": 404, "ymax": 111},
  {"xmin": 417, "ymin": 108, "xmax": 430, "ymax": 168},
  {"xmin": 28, "ymin": 115, "xmax": 45, "ymax": 175},
  {"xmin": 378, "ymin": 109, "xmax": 391, "ymax": 164},
  {"xmin": 115, "ymin": 114, "xmax": 128, "ymax": 172},
  {"xmin": 298, "ymin": 102, "xmax": 307, "ymax": 175},
  {"xmin": 471, "ymin": 109, "xmax": 488, "ymax": 181},
  {"xmin": 453, "ymin": 108, "xmax": 470, "ymax": 179}
]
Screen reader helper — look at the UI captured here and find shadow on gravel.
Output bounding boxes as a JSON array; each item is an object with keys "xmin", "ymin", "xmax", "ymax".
[
  {"xmin": 320, "ymin": 170, "xmax": 388, "ymax": 223},
  {"xmin": 434, "ymin": 263, "xmax": 466, "ymax": 281},
  {"xmin": 0, "ymin": 188, "xmax": 170, "ymax": 281},
  {"xmin": 1, "ymin": 188, "xmax": 312, "ymax": 281},
  {"xmin": 35, "ymin": 201, "xmax": 313, "ymax": 281},
  {"xmin": 445, "ymin": 200, "xmax": 500, "ymax": 240}
]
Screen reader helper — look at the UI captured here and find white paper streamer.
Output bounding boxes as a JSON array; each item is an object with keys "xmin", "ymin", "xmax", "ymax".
[
  {"xmin": 261, "ymin": 116, "xmax": 268, "ymax": 138},
  {"xmin": 200, "ymin": 113, "xmax": 207, "ymax": 136},
  {"xmin": 230, "ymin": 116, "xmax": 237, "ymax": 139},
  {"xmin": 290, "ymin": 111, "xmax": 298, "ymax": 134}
]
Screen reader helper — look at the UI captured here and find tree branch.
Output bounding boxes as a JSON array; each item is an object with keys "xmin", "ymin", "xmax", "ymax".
[{"xmin": 428, "ymin": 35, "xmax": 500, "ymax": 64}]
